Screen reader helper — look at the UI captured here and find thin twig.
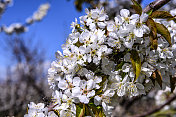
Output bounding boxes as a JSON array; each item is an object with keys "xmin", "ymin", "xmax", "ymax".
[
  {"xmin": 143, "ymin": 0, "xmax": 171, "ymax": 13},
  {"xmin": 137, "ymin": 0, "xmax": 143, "ymax": 4},
  {"xmin": 124, "ymin": 96, "xmax": 143, "ymax": 110},
  {"xmin": 48, "ymin": 104, "xmax": 58, "ymax": 112},
  {"xmin": 130, "ymin": 95, "xmax": 176, "ymax": 117}
]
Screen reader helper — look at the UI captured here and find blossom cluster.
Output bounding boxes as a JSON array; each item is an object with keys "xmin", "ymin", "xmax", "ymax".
[
  {"xmin": 25, "ymin": 7, "xmax": 176, "ymax": 116},
  {"xmin": 1, "ymin": 2, "xmax": 50, "ymax": 35},
  {"xmin": 0, "ymin": 0, "xmax": 12, "ymax": 15},
  {"xmin": 155, "ymin": 87, "xmax": 176, "ymax": 110},
  {"xmin": 24, "ymin": 102, "xmax": 57, "ymax": 117}
]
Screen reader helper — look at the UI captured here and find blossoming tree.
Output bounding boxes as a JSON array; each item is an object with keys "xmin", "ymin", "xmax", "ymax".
[{"xmin": 25, "ymin": 0, "xmax": 176, "ymax": 116}]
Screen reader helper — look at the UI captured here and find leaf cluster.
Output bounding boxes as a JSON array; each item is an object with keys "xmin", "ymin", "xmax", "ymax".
[{"xmin": 131, "ymin": 0, "xmax": 176, "ymax": 91}]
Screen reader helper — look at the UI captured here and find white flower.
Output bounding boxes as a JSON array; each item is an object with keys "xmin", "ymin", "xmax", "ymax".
[
  {"xmin": 72, "ymin": 79, "xmax": 96, "ymax": 104},
  {"xmin": 42, "ymin": 7, "xmax": 176, "ymax": 116},
  {"xmin": 25, "ymin": 102, "xmax": 47, "ymax": 117},
  {"xmin": 47, "ymin": 111, "xmax": 58, "ymax": 117},
  {"xmin": 32, "ymin": 3, "xmax": 50, "ymax": 21},
  {"xmin": 131, "ymin": 13, "xmax": 150, "ymax": 37},
  {"xmin": 94, "ymin": 89, "xmax": 115, "ymax": 115},
  {"xmin": 28, "ymin": 102, "xmax": 45, "ymax": 110},
  {"xmin": 120, "ymin": 9, "xmax": 130, "ymax": 20},
  {"xmin": 125, "ymin": 82, "xmax": 145, "ymax": 97},
  {"xmin": 71, "ymin": 18, "xmax": 79, "ymax": 32}
]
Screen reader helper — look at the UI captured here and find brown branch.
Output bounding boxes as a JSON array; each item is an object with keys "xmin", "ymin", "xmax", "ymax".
[
  {"xmin": 137, "ymin": 0, "xmax": 143, "ymax": 4},
  {"xmin": 48, "ymin": 104, "xmax": 58, "ymax": 112},
  {"xmin": 130, "ymin": 95, "xmax": 176, "ymax": 117},
  {"xmin": 143, "ymin": 0, "xmax": 171, "ymax": 13},
  {"xmin": 124, "ymin": 96, "xmax": 143, "ymax": 110}
]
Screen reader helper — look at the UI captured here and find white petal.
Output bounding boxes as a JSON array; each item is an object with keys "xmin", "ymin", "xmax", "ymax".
[
  {"xmin": 122, "ymin": 63, "xmax": 130, "ymax": 72},
  {"xmin": 130, "ymin": 14, "xmax": 139, "ymax": 24},
  {"xmin": 91, "ymin": 11, "xmax": 98, "ymax": 19},
  {"xmin": 87, "ymin": 90, "xmax": 95, "ymax": 97},
  {"xmin": 94, "ymin": 76, "xmax": 102, "ymax": 83},
  {"xmin": 58, "ymin": 80, "xmax": 68, "ymax": 90},
  {"xmin": 134, "ymin": 28, "xmax": 143, "ymax": 37},
  {"xmin": 94, "ymin": 95, "xmax": 102, "ymax": 106},
  {"xmin": 87, "ymin": 79, "xmax": 94, "ymax": 90},
  {"xmin": 89, "ymin": 23, "xmax": 96, "ymax": 31},
  {"xmin": 73, "ymin": 77, "xmax": 81, "ymax": 87},
  {"xmin": 140, "ymin": 13, "xmax": 148, "ymax": 22},
  {"xmin": 97, "ymin": 22, "xmax": 106, "ymax": 29},
  {"xmin": 72, "ymin": 87, "xmax": 82, "ymax": 97},
  {"xmin": 124, "ymin": 41, "xmax": 134, "ymax": 49},
  {"xmin": 120, "ymin": 9, "xmax": 130, "ymax": 18},
  {"xmin": 136, "ymin": 83, "xmax": 145, "ymax": 89},
  {"xmin": 107, "ymin": 23, "xmax": 114, "ymax": 32},
  {"xmin": 102, "ymin": 102, "xmax": 107, "ymax": 111},
  {"xmin": 98, "ymin": 14, "xmax": 107, "ymax": 21},
  {"xmin": 115, "ymin": 15, "xmax": 122, "ymax": 25},
  {"xmin": 79, "ymin": 95, "xmax": 89, "ymax": 104}
]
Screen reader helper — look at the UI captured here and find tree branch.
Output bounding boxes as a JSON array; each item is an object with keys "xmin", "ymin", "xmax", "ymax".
[
  {"xmin": 143, "ymin": 0, "xmax": 171, "ymax": 13},
  {"xmin": 124, "ymin": 96, "xmax": 143, "ymax": 110},
  {"xmin": 48, "ymin": 104, "xmax": 58, "ymax": 112},
  {"xmin": 137, "ymin": 0, "xmax": 143, "ymax": 4},
  {"xmin": 130, "ymin": 95, "xmax": 176, "ymax": 117}
]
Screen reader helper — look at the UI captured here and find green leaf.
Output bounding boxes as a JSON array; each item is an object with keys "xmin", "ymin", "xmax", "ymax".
[
  {"xmin": 76, "ymin": 104, "xmax": 85, "ymax": 117},
  {"xmin": 131, "ymin": 5, "xmax": 142, "ymax": 15},
  {"xmin": 94, "ymin": 108, "xmax": 105, "ymax": 117},
  {"xmin": 152, "ymin": 39, "xmax": 158, "ymax": 50},
  {"xmin": 98, "ymin": 110, "xmax": 105, "ymax": 117},
  {"xmin": 150, "ymin": 37, "xmax": 158, "ymax": 50},
  {"xmin": 130, "ymin": 50, "xmax": 141, "ymax": 82},
  {"xmin": 170, "ymin": 76, "xmax": 176, "ymax": 93},
  {"xmin": 152, "ymin": 70, "xmax": 162, "ymax": 88},
  {"xmin": 131, "ymin": 0, "xmax": 142, "ymax": 15},
  {"xmin": 150, "ymin": 11, "xmax": 175, "ymax": 19},
  {"xmin": 88, "ymin": 103, "xmax": 105, "ymax": 117},
  {"xmin": 74, "ymin": 0, "xmax": 83, "ymax": 11},
  {"xmin": 147, "ymin": 18, "xmax": 159, "ymax": 50},
  {"xmin": 115, "ymin": 61, "xmax": 125, "ymax": 71},
  {"xmin": 152, "ymin": 109, "xmax": 176, "ymax": 117},
  {"xmin": 146, "ymin": 18, "xmax": 157, "ymax": 38},
  {"xmin": 85, "ymin": 105, "xmax": 92, "ymax": 116},
  {"xmin": 146, "ymin": 9, "xmax": 153, "ymax": 15},
  {"xmin": 155, "ymin": 22, "xmax": 172, "ymax": 45}
]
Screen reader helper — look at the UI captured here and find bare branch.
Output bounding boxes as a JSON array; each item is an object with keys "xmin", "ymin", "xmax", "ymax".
[
  {"xmin": 143, "ymin": 0, "xmax": 171, "ymax": 13},
  {"xmin": 130, "ymin": 95, "xmax": 176, "ymax": 117},
  {"xmin": 48, "ymin": 104, "xmax": 58, "ymax": 112},
  {"xmin": 137, "ymin": 0, "xmax": 143, "ymax": 4}
]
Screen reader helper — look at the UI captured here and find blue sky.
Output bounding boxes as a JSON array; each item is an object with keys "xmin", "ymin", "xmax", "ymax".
[
  {"xmin": 0, "ymin": 0, "xmax": 153, "ymax": 74},
  {"xmin": 0, "ymin": 0, "xmax": 86, "ymax": 66}
]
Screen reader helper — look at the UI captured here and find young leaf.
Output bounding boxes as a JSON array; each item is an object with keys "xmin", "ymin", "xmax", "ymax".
[
  {"xmin": 150, "ymin": 11, "xmax": 175, "ymax": 19},
  {"xmin": 146, "ymin": 9, "xmax": 153, "ymax": 15},
  {"xmin": 151, "ymin": 38, "xmax": 158, "ymax": 50},
  {"xmin": 170, "ymin": 76, "xmax": 176, "ymax": 93},
  {"xmin": 146, "ymin": 18, "xmax": 157, "ymax": 38},
  {"xmin": 76, "ymin": 104, "xmax": 85, "ymax": 117},
  {"xmin": 152, "ymin": 109, "xmax": 176, "ymax": 117},
  {"xmin": 155, "ymin": 22, "xmax": 172, "ymax": 45},
  {"xmin": 151, "ymin": 70, "xmax": 162, "ymax": 88},
  {"xmin": 131, "ymin": 0, "xmax": 142, "ymax": 15},
  {"xmin": 74, "ymin": 0, "xmax": 83, "ymax": 11},
  {"xmin": 130, "ymin": 50, "xmax": 141, "ymax": 82},
  {"xmin": 85, "ymin": 105, "xmax": 92, "ymax": 116},
  {"xmin": 115, "ymin": 61, "xmax": 125, "ymax": 71},
  {"xmin": 131, "ymin": 5, "xmax": 142, "ymax": 15},
  {"xmin": 88, "ymin": 102, "xmax": 105, "ymax": 117},
  {"xmin": 98, "ymin": 110, "xmax": 105, "ymax": 117}
]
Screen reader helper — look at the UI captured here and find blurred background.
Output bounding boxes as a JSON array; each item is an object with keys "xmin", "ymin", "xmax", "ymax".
[{"xmin": 1, "ymin": 0, "xmax": 176, "ymax": 116}]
